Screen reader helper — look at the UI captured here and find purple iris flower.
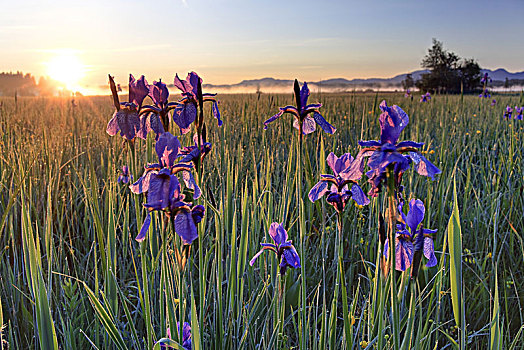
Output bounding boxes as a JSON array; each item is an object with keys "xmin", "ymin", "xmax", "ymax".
[
  {"xmin": 162, "ymin": 322, "xmax": 191, "ymax": 350},
  {"xmin": 479, "ymin": 88, "xmax": 490, "ymax": 98},
  {"xmin": 135, "ymin": 169, "xmax": 204, "ymax": 244},
  {"xmin": 249, "ymin": 222, "xmax": 301, "ymax": 276},
  {"xmin": 491, "ymin": 99, "xmax": 497, "ymax": 107},
  {"xmin": 263, "ymin": 80, "xmax": 336, "ymax": 135},
  {"xmin": 308, "ymin": 152, "xmax": 369, "ymax": 212},
  {"xmin": 180, "ymin": 132, "xmax": 212, "ymax": 165},
  {"xmin": 130, "ymin": 132, "xmax": 200, "ymax": 199},
  {"xmin": 514, "ymin": 106, "xmax": 523, "ymax": 120},
  {"xmin": 173, "ymin": 72, "xmax": 222, "ymax": 134},
  {"xmin": 420, "ymin": 92, "xmax": 431, "ymax": 103},
  {"xmin": 404, "ymin": 89, "xmax": 411, "ymax": 98},
  {"xmin": 384, "ymin": 199, "xmax": 437, "ymax": 271},
  {"xmin": 357, "ymin": 101, "xmax": 441, "ymax": 196},
  {"xmin": 138, "ymin": 80, "xmax": 182, "ymax": 139},
  {"xmin": 106, "ymin": 74, "xmax": 150, "ymax": 140},
  {"xmin": 481, "ymin": 72, "xmax": 492, "ymax": 84},
  {"xmin": 504, "ymin": 106, "xmax": 513, "ymax": 119},
  {"xmin": 117, "ymin": 165, "xmax": 132, "ymax": 184}
]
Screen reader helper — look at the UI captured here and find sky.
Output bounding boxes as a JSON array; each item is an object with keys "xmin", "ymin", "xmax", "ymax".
[{"xmin": 1, "ymin": 0, "xmax": 523, "ymax": 94}]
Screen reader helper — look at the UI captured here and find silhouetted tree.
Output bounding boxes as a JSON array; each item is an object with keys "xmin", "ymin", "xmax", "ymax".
[
  {"xmin": 401, "ymin": 74, "xmax": 414, "ymax": 90},
  {"xmin": 458, "ymin": 59, "xmax": 481, "ymax": 92},
  {"xmin": 416, "ymin": 39, "xmax": 480, "ymax": 94}
]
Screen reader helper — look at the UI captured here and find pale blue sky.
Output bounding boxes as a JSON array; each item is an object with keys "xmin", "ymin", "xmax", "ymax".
[{"xmin": 1, "ymin": 0, "xmax": 522, "ymax": 93}]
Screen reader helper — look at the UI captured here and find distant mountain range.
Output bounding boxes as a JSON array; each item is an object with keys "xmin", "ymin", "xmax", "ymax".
[{"xmin": 203, "ymin": 68, "xmax": 524, "ymax": 93}]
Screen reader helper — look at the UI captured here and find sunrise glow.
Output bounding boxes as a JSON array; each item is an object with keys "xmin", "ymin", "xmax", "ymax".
[{"xmin": 45, "ymin": 51, "xmax": 85, "ymax": 91}]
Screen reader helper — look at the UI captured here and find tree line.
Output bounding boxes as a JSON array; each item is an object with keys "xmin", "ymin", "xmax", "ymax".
[{"xmin": 402, "ymin": 39, "xmax": 484, "ymax": 94}]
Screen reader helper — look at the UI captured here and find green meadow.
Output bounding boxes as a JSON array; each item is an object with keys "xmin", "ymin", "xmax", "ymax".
[{"xmin": 0, "ymin": 92, "xmax": 522, "ymax": 349}]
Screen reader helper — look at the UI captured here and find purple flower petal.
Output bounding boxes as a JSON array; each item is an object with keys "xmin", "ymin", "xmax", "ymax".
[
  {"xmin": 249, "ymin": 249, "xmax": 265, "ymax": 266},
  {"xmin": 294, "ymin": 115, "xmax": 316, "ymax": 134},
  {"xmin": 187, "ymin": 72, "xmax": 201, "ymax": 97},
  {"xmin": 129, "ymin": 168, "xmax": 157, "ymax": 194},
  {"xmin": 191, "ymin": 205, "xmax": 205, "ymax": 224},
  {"xmin": 368, "ymin": 148, "xmax": 408, "ymax": 173},
  {"xmin": 424, "ymin": 236, "xmax": 437, "ymax": 267},
  {"xmin": 379, "ymin": 100, "xmax": 409, "ymax": 144},
  {"xmin": 149, "ymin": 80, "xmax": 169, "ymax": 107},
  {"xmin": 173, "ymin": 104, "xmax": 197, "ymax": 130},
  {"xmin": 135, "ymin": 212, "xmax": 151, "ymax": 242},
  {"xmin": 145, "ymin": 172, "xmax": 175, "ymax": 210},
  {"xmin": 282, "ymin": 246, "xmax": 301, "ymax": 269},
  {"xmin": 407, "ymin": 152, "xmax": 441, "ymax": 179},
  {"xmin": 308, "ymin": 181, "xmax": 329, "ymax": 202},
  {"xmin": 396, "ymin": 141, "xmax": 424, "ymax": 148},
  {"xmin": 406, "ymin": 199, "xmax": 425, "ymax": 235},
  {"xmin": 137, "ymin": 113, "xmax": 165, "ymax": 140},
  {"xmin": 300, "ymin": 82, "xmax": 310, "ymax": 109},
  {"xmin": 182, "ymin": 170, "xmax": 201, "ymax": 199},
  {"xmin": 212, "ymin": 100, "xmax": 222, "ymax": 126},
  {"xmin": 358, "ymin": 140, "xmax": 381, "ymax": 147},
  {"xmin": 350, "ymin": 183, "xmax": 370, "ymax": 206},
  {"xmin": 312, "ymin": 112, "xmax": 336, "ymax": 134},
  {"xmin": 129, "ymin": 74, "xmax": 149, "ymax": 108},
  {"xmin": 156, "ymin": 132, "xmax": 181, "ymax": 168},
  {"xmin": 174, "ymin": 73, "xmax": 194, "ymax": 95},
  {"xmin": 395, "ymin": 237, "xmax": 414, "ymax": 271},
  {"xmin": 174, "ymin": 209, "xmax": 198, "ymax": 245},
  {"xmin": 106, "ymin": 113, "xmax": 120, "ymax": 136},
  {"xmin": 108, "ymin": 109, "xmax": 140, "ymax": 140},
  {"xmin": 340, "ymin": 149, "xmax": 372, "ymax": 182},
  {"xmin": 269, "ymin": 222, "xmax": 288, "ymax": 245}
]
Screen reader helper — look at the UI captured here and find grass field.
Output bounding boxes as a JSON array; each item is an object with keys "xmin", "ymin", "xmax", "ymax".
[{"xmin": 0, "ymin": 91, "xmax": 523, "ymax": 349}]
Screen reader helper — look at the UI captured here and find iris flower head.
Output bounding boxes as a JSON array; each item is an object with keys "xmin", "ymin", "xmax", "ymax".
[
  {"xmin": 357, "ymin": 101, "xmax": 441, "ymax": 196},
  {"xmin": 180, "ymin": 131, "xmax": 212, "ymax": 165},
  {"xmin": 384, "ymin": 199, "xmax": 437, "ymax": 271},
  {"xmin": 420, "ymin": 92, "xmax": 431, "ymax": 103},
  {"xmin": 481, "ymin": 73, "xmax": 492, "ymax": 84},
  {"xmin": 117, "ymin": 165, "xmax": 132, "ymax": 184},
  {"xmin": 162, "ymin": 322, "xmax": 191, "ymax": 350},
  {"xmin": 106, "ymin": 74, "xmax": 150, "ymax": 140},
  {"xmin": 249, "ymin": 222, "xmax": 301, "ymax": 276},
  {"xmin": 173, "ymin": 72, "xmax": 222, "ymax": 134},
  {"xmin": 129, "ymin": 133, "xmax": 203, "ymax": 244},
  {"xmin": 514, "ymin": 106, "xmax": 523, "ymax": 120},
  {"xmin": 308, "ymin": 152, "xmax": 369, "ymax": 212},
  {"xmin": 504, "ymin": 106, "xmax": 513, "ymax": 119},
  {"xmin": 263, "ymin": 79, "xmax": 336, "ymax": 135}
]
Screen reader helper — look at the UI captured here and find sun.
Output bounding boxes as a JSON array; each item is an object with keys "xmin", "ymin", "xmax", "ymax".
[{"xmin": 46, "ymin": 51, "xmax": 85, "ymax": 91}]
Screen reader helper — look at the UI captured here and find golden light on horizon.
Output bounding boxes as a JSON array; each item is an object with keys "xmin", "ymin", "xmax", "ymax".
[{"xmin": 45, "ymin": 51, "xmax": 86, "ymax": 91}]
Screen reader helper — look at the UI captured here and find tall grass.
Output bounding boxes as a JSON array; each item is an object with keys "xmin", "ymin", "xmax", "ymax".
[{"xmin": 0, "ymin": 92, "xmax": 522, "ymax": 348}]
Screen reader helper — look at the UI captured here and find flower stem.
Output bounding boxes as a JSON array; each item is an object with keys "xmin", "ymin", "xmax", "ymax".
[
  {"xmin": 386, "ymin": 166, "xmax": 400, "ymax": 350},
  {"xmin": 296, "ymin": 126, "xmax": 307, "ymax": 349}
]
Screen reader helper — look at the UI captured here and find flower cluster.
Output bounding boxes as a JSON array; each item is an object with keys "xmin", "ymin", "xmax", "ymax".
[
  {"xmin": 107, "ymin": 72, "xmax": 222, "ymax": 140},
  {"xmin": 479, "ymin": 88, "xmax": 490, "ymax": 98},
  {"xmin": 106, "ymin": 72, "xmax": 220, "ymax": 246}
]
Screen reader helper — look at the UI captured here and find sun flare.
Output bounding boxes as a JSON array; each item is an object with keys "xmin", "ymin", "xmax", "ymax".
[{"xmin": 45, "ymin": 51, "xmax": 85, "ymax": 91}]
